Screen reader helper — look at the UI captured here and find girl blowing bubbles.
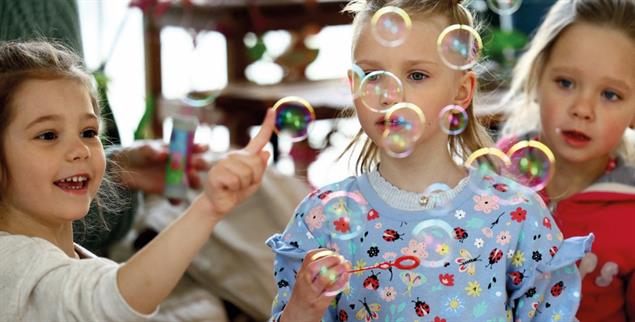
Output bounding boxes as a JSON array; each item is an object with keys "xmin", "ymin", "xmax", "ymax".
[
  {"xmin": 267, "ymin": 1, "xmax": 592, "ymax": 321},
  {"xmin": 500, "ymin": 0, "xmax": 635, "ymax": 321},
  {"xmin": 0, "ymin": 41, "xmax": 274, "ymax": 321}
]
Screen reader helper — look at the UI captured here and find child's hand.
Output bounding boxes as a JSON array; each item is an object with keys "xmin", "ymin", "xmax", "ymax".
[
  {"xmin": 203, "ymin": 109, "xmax": 275, "ymax": 215},
  {"xmin": 281, "ymin": 249, "xmax": 351, "ymax": 322},
  {"xmin": 113, "ymin": 140, "xmax": 211, "ymax": 195}
]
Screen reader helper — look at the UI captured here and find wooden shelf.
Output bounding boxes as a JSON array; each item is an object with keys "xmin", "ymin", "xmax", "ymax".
[{"xmin": 143, "ymin": 0, "xmax": 351, "ymax": 138}]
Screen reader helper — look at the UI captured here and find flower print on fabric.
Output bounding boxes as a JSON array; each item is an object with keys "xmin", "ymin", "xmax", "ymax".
[
  {"xmin": 473, "ymin": 194, "xmax": 500, "ymax": 213},
  {"xmin": 305, "ymin": 206, "xmax": 326, "ymax": 230},
  {"xmin": 481, "ymin": 227, "xmax": 494, "ymax": 238},
  {"xmin": 436, "ymin": 243, "xmax": 450, "ymax": 256},
  {"xmin": 439, "ymin": 273, "xmax": 455, "ymax": 286},
  {"xmin": 401, "ymin": 239, "xmax": 428, "ymax": 259},
  {"xmin": 496, "ymin": 231, "xmax": 512, "ymax": 246},
  {"xmin": 465, "ymin": 281, "xmax": 482, "ymax": 297},
  {"xmin": 380, "ymin": 286, "xmax": 397, "ymax": 302},
  {"xmin": 510, "ymin": 207, "xmax": 527, "ymax": 223},
  {"xmin": 268, "ymin": 173, "xmax": 591, "ymax": 322},
  {"xmin": 474, "ymin": 238, "xmax": 484, "ymax": 248},
  {"xmin": 383, "ymin": 252, "xmax": 397, "ymax": 260},
  {"xmin": 511, "ymin": 250, "xmax": 525, "ymax": 267},
  {"xmin": 445, "ymin": 296, "xmax": 465, "ymax": 314}
]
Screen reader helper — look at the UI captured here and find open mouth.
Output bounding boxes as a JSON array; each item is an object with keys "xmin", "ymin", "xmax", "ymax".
[
  {"xmin": 561, "ymin": 130, "xmax": 591, "ymax": 142},
  {"xmin": 54, "ymin": 175, "xmax": 90, "ymax": 192}
]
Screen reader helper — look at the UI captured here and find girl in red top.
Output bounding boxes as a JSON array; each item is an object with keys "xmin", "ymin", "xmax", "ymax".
[{"xmin": 499, "ymin": 1, "xmax": 635, "ymax": 321}]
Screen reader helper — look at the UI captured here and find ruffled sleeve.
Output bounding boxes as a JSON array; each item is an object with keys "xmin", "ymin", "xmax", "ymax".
[
  {"xmin": 265, "ymin": 190, "xmax": 337, "ymax": 322},
  {"xmin": 507, "ymin": 195, "xmax": 594, "ymax": 321}
]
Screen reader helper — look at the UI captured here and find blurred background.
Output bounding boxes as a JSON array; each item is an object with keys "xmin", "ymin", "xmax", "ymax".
[{"xmin": 75, "ymin": 0, "xmax": 554, "ymax": 187}]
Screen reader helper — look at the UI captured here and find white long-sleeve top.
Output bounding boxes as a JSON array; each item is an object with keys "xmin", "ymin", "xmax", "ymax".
[{"xmin": 0, "ymin": 231, "xmax": 156, "ymax": 321}]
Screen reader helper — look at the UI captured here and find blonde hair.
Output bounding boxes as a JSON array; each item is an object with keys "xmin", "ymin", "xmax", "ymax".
[
  {"xmin": 501, "ymin": 0, "xmax": 635, "ymax": 163},
  {"xmin": 340, "ymin": 0, "xmax": 493, "ymax": 174}
]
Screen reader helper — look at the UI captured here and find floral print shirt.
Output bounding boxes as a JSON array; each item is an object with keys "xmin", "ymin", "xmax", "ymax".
[{"xmin": 267, "ymin": 170, "xmax": 593, "ymax": 322}]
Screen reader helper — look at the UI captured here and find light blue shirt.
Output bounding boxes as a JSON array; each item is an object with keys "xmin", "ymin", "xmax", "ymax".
[{"xmin": 267, "ymin": 169, "xmax": 593, "ymax": 322}]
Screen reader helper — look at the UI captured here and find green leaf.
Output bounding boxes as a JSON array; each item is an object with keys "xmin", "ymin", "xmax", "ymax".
[
  {"xmin": 473, "ymin": 301, "xmax": 488, "ymax": 317},
  {"xmin": 466, "ymin": 218, "xmax": 485, "ymax": 229},
  {"xmin": 348, "ymin": 242, "xmax": 357, "ymax": 255}
]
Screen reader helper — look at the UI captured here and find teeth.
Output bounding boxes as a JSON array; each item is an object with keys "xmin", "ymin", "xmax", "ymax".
[{"xmin": 60, "ymin": 176, "xmax": 88, "ymax": 183}]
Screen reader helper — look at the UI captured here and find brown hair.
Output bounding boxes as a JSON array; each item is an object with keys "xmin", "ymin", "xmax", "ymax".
[
  {"xmin": 0, "ymin": 40, "xmax": 104, "ymax": 205},
  {"xmin": 501, "ymin": 0, "xmax": 635, "ymax": 161},
  {"xmin": 340, "ymin": 0, "xmax": 493, "ymax": 174}
]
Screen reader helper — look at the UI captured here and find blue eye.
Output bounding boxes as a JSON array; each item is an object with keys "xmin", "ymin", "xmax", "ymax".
[
  {"xmin": 556, "ymin": 78, "xmax": 574, "ymax": 89},
  {"xmin": 602, "ymin": 90, "xmax": 621, "ymax": 101},
  {"xmin": 409, "ymin": 71, "xmax": 428, "ymax": 81},
  {"xmin": 363, "ymin": 71, "xmax": 380, "ymax": 82},
  {"xmin": 37, "ymin": 132, "xmax": 57, "ymax": 141}
]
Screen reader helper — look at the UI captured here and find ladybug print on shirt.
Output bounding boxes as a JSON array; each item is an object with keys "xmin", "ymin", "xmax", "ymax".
[{"xmin": 269, "ymin": 172, "xmax": 589, "ymax": 322}]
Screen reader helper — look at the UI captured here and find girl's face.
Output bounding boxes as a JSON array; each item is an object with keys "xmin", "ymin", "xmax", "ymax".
[
  {"xmin": 537, "ymin": 23, "xmax": 635, "ymax": 165},
  {"xmin": 2, "ymin": 78, "xmax": 105, "ymax": 226},
  {"xmin": 351, "ymin": 14, "xmax": 476, "ymax": 157}
]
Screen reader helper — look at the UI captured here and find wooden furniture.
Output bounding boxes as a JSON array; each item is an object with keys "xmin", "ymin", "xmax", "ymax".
[
  {"xmin": 142, "ymin": 0, "xmax": 351, "ymax": 139},
  {"xmin": 142, "ymin": 0, "xmax": 510, "ymax": 147}
]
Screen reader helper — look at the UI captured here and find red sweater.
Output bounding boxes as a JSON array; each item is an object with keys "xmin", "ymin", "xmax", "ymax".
[
  {"xmin": 545, "ymin": 185, "xmax": 635, "ymax": 322},
  {"xmin": 497, "ymin": 135, "xmax": 635, "ymax": 321}
]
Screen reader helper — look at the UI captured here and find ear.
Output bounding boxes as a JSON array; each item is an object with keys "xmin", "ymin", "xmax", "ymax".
[
  {"xmin": 453, "ymin": 71, "xmax": 477, "ymax": 109},
  {"xmin": 347, "ymin": 67, "xmax": 364, "ymax": 97},
  {"xmin": 347, "ymin": 69, "xmax": 354, "ymax": 93}
]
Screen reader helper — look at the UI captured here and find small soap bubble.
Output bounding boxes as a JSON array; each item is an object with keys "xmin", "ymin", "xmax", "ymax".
[
  {"xmin": 359, "ymin": 70, "xmax": 404, "ymax": 113},
  {"xmin": 439, "ymin": 104, "xmax": 468, "ymax": 135},
  {"xmin": 310, "ymin": 250, "xmax": 350, "ymax": 296},
  {"xmin": 272, "ymin": 96, "xmax": 315, "ymax": 142},
  {"xmin": 381, "ymin": 103, "xmax": 425, "ymax": 158},
  {"xmin": 412, "ymin": 219, "xmax": 454, "ymax": 268},
  {"xmin": 322, "ymin": 191, "xmax": 368, "ymax": 241},
  {"xmin": 370, "ymin": 6, "xmax": 412, "ymax": 47},
  {"xmin": 506, "ymin": 140, "xmax": 555, "ymax": 191},
  {"xmin": 465, "ymin": 147, "xmax": 525, "ymax": 204},
  {"xmin": 349, "ymin": 63, "xmax": 365, "ymax": 99},
  {"xmin": 437, "ymin": 24, "xmax": 482, "ymax": 71}
]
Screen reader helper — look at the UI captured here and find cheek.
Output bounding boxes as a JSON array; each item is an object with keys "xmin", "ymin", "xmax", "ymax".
[
  {"xmin": 5, "ymin": 151, "xmax": 34, "ymax": 183},
  {"xmin": 354, "ymin": 104, "xmax": 377, "ymax": 131},
  {"xmin": 94, "ymin": 151, "xmax": 107, "ymax": 181},
  {"xmin": 538, "ymin": 98, "xmax": 560, "ymax": 130},
  {"xmin": 600, "ymin": 122, "xmax": 628, "ymax": 148},
  {"xmin": 536, "ymin": 82, "xmax": 559, "ymax": 116}
]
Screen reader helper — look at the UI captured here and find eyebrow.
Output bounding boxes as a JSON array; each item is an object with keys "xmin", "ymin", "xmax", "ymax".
[
  {"xmin": 402, "ymin": 59, "xmax": 438, "ymax": 67},
  {"xmin": 355, "ymin": 59, "xmax": 438, "ymax": 69},
  {"xmin": 26, "ymin": 113, "xmax": 98, "ymax": 130}
]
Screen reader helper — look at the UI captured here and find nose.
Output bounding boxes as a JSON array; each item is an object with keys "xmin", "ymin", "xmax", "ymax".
[
  {"xmin": 380, "ymin": 88, "xmax": 400, "ymax": 108},
  {"xmin": 66, "ymin": 138, "xmax": 91, "ymax": 161},
  {"xmin": 568, "ymin": 93, "xmax": 595, "ymax": 121}
]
